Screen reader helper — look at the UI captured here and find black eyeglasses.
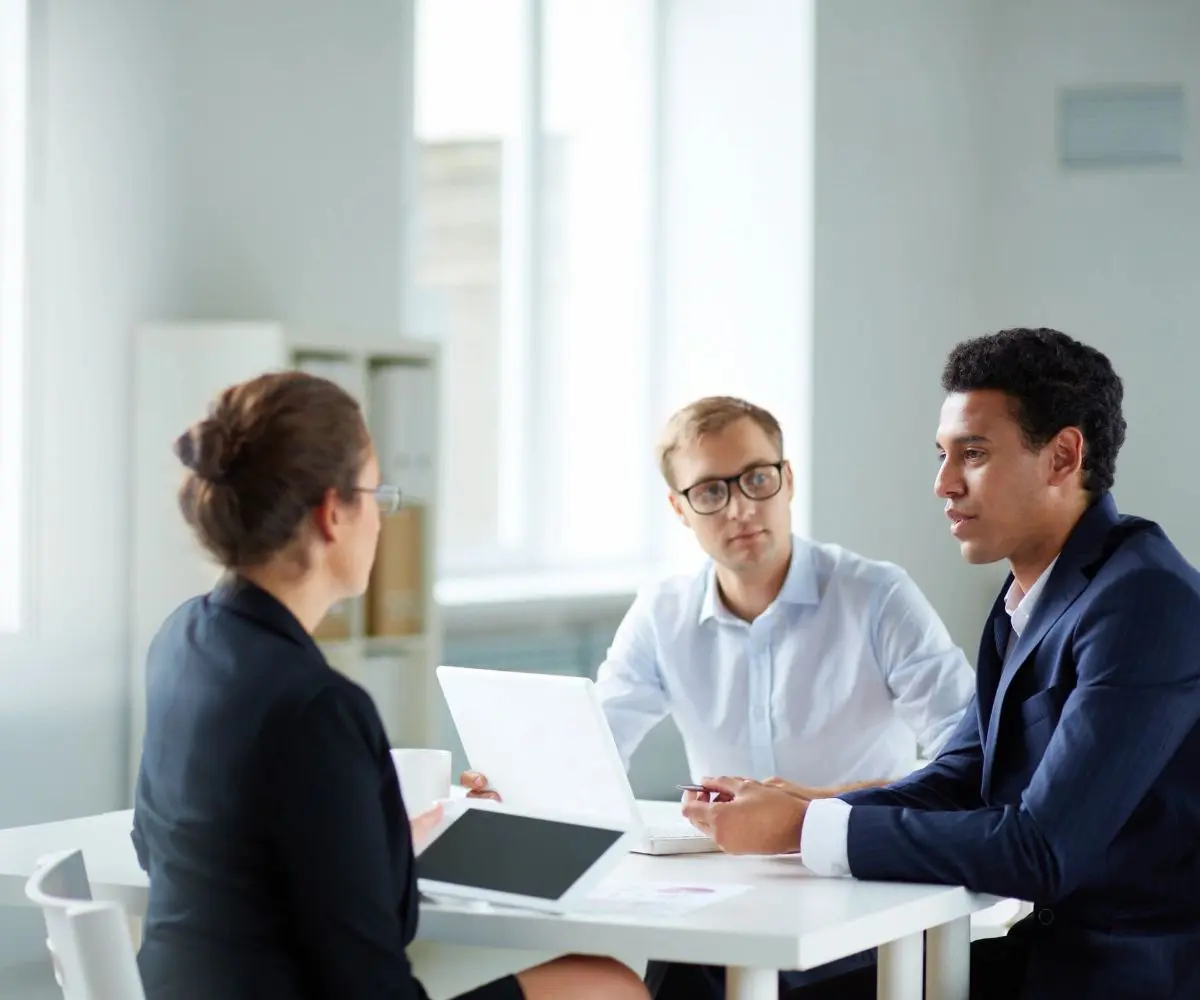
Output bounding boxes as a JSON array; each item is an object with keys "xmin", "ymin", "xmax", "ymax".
[
  {"xmin": 355, "ymin": 484, "xmax": 403, "ymax": 515},
  {"xmin": 679, "ymin": 462, "xmax": 785, "ymax": 515}
]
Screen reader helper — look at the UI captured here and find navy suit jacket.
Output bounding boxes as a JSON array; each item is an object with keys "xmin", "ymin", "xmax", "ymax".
[{"xmin": 841, "ymin": 494, "xmax": 1200, "ymax": 999}]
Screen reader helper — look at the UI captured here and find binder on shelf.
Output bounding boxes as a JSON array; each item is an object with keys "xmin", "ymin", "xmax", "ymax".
[
  {"xmin": 367, "ymin": 506, "xmax": 425, "ymax": 637},
  {"xmin": 411, "ymin": 362, "xmax": 437, "ymax": 503},
  {"xmin": 369, "ymin": 361, "xmax": 436, "ymax": 503}
]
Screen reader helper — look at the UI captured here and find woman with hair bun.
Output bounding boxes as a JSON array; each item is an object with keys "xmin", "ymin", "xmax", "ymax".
[{"xmin": 131, "ymin": 371, "xmax": 647, "ymax": 1000}]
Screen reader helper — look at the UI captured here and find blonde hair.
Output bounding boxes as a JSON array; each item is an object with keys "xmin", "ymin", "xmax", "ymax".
[{"xmin": 656, "ymin": 396, "xmax": 784, "ymax": 489}]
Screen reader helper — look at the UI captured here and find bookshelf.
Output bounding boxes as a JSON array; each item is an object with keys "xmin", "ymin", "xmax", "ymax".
[{"xmin": 128, "ymin": 322, "xmax": 442, "ymax": 799}]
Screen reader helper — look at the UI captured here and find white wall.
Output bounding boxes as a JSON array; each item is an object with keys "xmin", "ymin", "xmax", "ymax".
[
  {"xmin": 0, "ymin": 0, "xmax": 176, "ymax": 966},
  {"xmin": 0, "ymin": 0, "xmax": 413, "ymax": 972},
  {"xmin": 166, "ymin": 0, "xmax": 412, "ymax": 336},
  {"xmin": 811, "ymin": 0, "xmax": 1001, "ymax": 656},
  {"xmin": 812, "ymin": 0, "xmax": 1200, "ymax": 656},
  {"xmin": 980, "ymin": 0, "xmax": 1200, "ymax": 562}
]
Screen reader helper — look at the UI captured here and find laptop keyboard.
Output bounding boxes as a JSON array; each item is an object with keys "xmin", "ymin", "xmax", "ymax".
[
  {"xmin": 643, "ymin": 821, "xmax": 709, "ymax": 841},
  {"xmin": 636, "ymin": 800, "xmax": 710, "ymax": 840}
]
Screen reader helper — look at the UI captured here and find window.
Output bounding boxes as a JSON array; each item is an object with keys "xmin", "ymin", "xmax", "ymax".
[
  {"xmin": 414, "ymin": 0, "xmax": 656, "ymax": 580},
  {"xmin": 0, "ymin": 0, "xmax": 28, "ymax": 632}
]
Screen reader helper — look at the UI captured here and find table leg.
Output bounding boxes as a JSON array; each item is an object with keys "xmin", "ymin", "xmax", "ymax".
[
  {"xmin": 877, "ymin": 931, "xmax": 923, "ymax": 1000},
  {"xmin": 925, "ymin": 916, "xmax": 970, "ymax": 1000},
  {"xmin": 726, "ymin": 966, "xmax": 778, "ymax": 1000}
]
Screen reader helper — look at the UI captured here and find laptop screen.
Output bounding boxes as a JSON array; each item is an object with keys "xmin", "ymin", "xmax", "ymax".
[
  {"xmin": 436, "ymin": 667, "xmax": 639, "ymax": 824},
  {"xmin": 417, "ymin": 808, "xmax": 624, "ymax": 900}
]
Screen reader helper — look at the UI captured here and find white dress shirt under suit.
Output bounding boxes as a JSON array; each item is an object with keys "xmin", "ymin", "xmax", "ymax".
[
  {"xmin": 802, "ymin": 557, "xmax": 1059, "ymax": 873},
  {"xmin": 594, "ymin": 534, "xmax": 975, "ymax": 788}
]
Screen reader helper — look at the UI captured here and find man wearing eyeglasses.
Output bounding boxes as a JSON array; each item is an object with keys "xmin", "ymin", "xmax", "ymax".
[
  {"xmin": 464, "ymin": 395, "xmax": 972, "ymax": 802},
  {"xmin": 589, "ymin": 395, "xmax": 974, "ymax": 796}
]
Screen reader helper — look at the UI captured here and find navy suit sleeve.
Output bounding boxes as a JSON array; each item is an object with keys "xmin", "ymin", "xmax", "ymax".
[
  {"xmin": 841, "ymin": 696, "xmax": 984, "ymax": 811},
  {"xmin": 267, "ymin": 685, "xmax": 429, "ymax": 1000},
  {"xmin": 846, "ymin": 568, "xmax": 1200, "ymax": 903}
]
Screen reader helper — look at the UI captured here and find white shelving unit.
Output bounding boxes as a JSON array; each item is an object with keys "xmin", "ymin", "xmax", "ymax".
[
  {"xmin": 128, "ymin": 322, "xmax": 442, "ymax": 799},
  {"xmin": 292, "ymin": 339, "xmax": 443, "ymax": 763}
]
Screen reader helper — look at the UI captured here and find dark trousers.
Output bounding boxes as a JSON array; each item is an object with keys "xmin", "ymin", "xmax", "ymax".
[
  {"xmin": 650, "ymin": 922, "xmax": 1032, "ymax": 1000},
  {"xmin": 647, "ymin": 948, "xmax": 876, "ymax": 998}
]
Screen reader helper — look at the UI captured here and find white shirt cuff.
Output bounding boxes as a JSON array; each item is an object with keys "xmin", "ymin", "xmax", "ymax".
[{"xmin": 800, "ymin": 798, "xmax": 853, "ymax": 877}]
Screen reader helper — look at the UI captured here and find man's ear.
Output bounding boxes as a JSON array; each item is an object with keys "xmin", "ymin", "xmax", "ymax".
[
  {"xmin": 783, "ymin": 460, "xmax": 794, "ymax": 501},
  {"xmin": 1048, "ymin": 427, "xmax": 1085, "ymax": 487},
  {"xmin": 667, "ymin": 491, "xmax": 690, "ymax": 527}
]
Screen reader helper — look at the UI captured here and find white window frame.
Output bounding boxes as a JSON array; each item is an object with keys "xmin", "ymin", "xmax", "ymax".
[
  {"xmin": 0, "ymin": 0, "xmax": 29, "ymax": 633},
  {"xmin": 429, "ymin": 0, "xmax": 664, "ymax": 585},
  {"xmin": 494, "ymin": 0, "xmax": 542, "ymax": 557}
]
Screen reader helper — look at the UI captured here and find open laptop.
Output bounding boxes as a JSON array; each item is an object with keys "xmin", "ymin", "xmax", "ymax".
[{"xmin": 436, "ymin": 665, "xmax": 718, "ymax": 856}]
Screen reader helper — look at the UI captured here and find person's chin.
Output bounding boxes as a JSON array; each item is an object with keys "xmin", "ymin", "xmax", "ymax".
[{"xmin": 959, "ymin": 540, "xmax": 1003, "ymax": 565}]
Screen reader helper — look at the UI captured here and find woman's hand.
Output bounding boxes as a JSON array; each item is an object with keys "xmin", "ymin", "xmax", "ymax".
[
  {"xmin": 409, "ymin": 801, "xmax": 445, "ymax": 852},
  {"xmin": 460, "ymin": 770, "xmax": 501, "ymax": 801}
]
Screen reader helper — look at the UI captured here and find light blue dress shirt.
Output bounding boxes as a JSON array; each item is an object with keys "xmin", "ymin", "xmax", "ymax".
[{"xmin": 595, "ymin": 535, "xmax": 974, "ymax": 787}]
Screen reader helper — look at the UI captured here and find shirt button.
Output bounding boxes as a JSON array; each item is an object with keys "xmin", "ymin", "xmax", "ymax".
[{"xmin": 1036, "ymin": 907, "xmax": 1054, "ymax": 926}]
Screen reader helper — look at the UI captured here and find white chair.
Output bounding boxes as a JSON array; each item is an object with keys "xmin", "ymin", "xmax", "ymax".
[{"xmin": 24, "ymin": 848, "xmax": 146, "ymax": 1000}]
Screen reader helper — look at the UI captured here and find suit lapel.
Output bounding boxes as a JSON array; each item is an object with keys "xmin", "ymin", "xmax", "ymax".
[
  {"xmin": 974, "ymin": 586, "xmax": 1010, "ymax": 696},
  {"xmin": 979, "ymin": 494, "xmax": 1122, "ymax": 796},
  {"xmin": 992, "ymin": 608, "xmax": 1013, "ymax": 667},
  {"xmin": 987, "ymin": 565, "xmax": 1088, "ymax": 728},
  {"xmin": 972, "ymin": 589, "xmax": 1010, "ymax": 795}
]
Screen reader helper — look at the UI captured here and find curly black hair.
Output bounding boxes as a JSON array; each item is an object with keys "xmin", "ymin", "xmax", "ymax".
[{"xmin": 941, "ymin": 328, "xmax": 1126, "ymax": 496}]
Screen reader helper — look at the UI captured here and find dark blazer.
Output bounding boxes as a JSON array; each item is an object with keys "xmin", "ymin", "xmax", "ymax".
[
  {"xmin": 841, "ymin": 494, "xmax": 1200, "ymax": 1000},
  {"xmin": 131, "ymin": 577, "xmax": 430, "ymax": 1000}
]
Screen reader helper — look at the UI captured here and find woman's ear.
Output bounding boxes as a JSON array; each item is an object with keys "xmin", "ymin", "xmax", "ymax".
[{"xmin": 311, "ymin": 488, "xmax": 343, "ymax": 543}]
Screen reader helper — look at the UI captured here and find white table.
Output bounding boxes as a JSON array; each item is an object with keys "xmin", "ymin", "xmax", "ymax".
[{"xmin": 0, "ymin": 809, "xmax": 999, "ymax": 1000}]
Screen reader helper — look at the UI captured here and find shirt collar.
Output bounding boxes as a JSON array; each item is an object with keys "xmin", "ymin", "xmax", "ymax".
[
  {"xmin": 210, "ymin": 573, "xmax": 321, "ymax": 654},
  {"xmin": 1003, "ymin": 556, "xmax": 1058, "ymax": 637},
  {"xmin": 698, "ymin": 535, "xmax": 821, "ymax": 624}
]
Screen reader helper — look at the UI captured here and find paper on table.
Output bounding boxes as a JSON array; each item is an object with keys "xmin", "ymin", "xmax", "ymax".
[{"xmin": 583, "ymin": 880, "xmax": 752, "ymax": 919}]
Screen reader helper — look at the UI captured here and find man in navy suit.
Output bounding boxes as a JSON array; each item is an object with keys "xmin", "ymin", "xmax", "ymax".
[{"xmin": 676, "ymin": 328, "xmax": 1200, "ymax": 1000}]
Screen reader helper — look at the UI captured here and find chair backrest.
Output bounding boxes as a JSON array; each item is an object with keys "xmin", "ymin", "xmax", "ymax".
[{"xmin": 24, "ymin": 848, "xmax": 146, "ymax": 1000}]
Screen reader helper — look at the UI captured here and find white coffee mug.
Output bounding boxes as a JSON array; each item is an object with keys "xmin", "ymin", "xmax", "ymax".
[{"xmin": 390, "ymin": 748, "xmax": 452, "ymax": 814}]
